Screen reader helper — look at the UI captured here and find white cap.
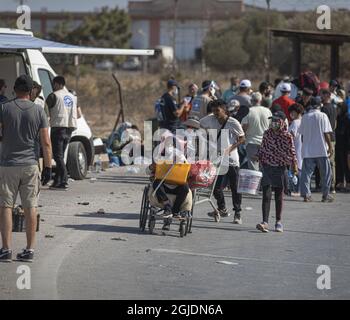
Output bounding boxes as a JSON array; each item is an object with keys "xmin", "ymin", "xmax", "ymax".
[
  {"xmin": 280, "ymin": 83, "xmax": 291, "ymax": 92},
  {"xmin": 228, "ymin": 99, "xmax": 240, "ymax": 112},
  {"xmin": 240, "ymin": 79, "xmax": 251, "ymax": 88}
]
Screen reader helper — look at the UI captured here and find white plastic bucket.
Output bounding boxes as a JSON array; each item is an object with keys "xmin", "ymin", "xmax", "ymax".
[{"xmin": 237, "ymin": 169, "xmax": 263, "ymax": 195}]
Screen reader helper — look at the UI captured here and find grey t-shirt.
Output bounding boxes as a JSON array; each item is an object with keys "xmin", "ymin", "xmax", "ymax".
[
  {"xmin": 232, "ymin": 94, "xmax": 252, "ymax": 109},
  {"xmin": 0, "ymin": 99, "xmax": 49, "ymax": 166}
]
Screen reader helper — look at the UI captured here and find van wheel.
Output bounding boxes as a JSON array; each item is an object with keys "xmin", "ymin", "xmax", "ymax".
[{"xmin": 67, "ymin": 141, "xmax": 88, "ymax": 180}]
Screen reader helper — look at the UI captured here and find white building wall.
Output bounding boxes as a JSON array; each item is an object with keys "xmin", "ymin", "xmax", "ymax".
[{"xmin": 159, "ymin": 20, "xmax": 209, "ymax": 60}]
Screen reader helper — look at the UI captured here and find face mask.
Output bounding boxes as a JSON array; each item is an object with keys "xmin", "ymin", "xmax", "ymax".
[
  {"xmin": 271, "ymin": 121, "xmax": 281, "ymax": 131},
  {"xmin": 209, "ymin": 87, "xmax": 216, "ymax": 97},
  {"xmin": 173, "ymin": 88, "xmax": 179, "ymax": 96}
]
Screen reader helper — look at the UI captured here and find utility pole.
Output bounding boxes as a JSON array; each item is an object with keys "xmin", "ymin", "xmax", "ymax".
[
  {"xmin": 266, "ymin": 0, "xmax": 271, "ymax": 82},
  {"xmin": 172, "ymin": 0, "xmax": 179, "ymax": 73}
]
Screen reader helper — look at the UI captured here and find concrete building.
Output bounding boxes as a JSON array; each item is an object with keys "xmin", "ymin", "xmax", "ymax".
[
  {"xmin": 129, "ymin": 0, "xmax": 245, "ymax": 61},
  {"xmin": 0, "ymin": 0, "xmax": 246, "ymax": 60}
]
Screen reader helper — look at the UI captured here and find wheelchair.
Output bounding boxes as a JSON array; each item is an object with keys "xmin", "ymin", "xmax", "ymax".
[{"xmin": 139, "ymin": 184, "xmax": 193, "ymax": 237}]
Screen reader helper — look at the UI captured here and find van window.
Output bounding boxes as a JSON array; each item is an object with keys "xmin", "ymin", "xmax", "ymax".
[
  {"xmin": 0, "ymin": 52, "xmax": 27, "ymax": 100},
  {"xmin": 38, "ymin": 69, "xmax": 54, "ymax": 99}
]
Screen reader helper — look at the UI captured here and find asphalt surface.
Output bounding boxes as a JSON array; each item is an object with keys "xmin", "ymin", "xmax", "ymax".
[{"xmin": 0, "ymin": 166, "xmax": 350, "ymax": 300}]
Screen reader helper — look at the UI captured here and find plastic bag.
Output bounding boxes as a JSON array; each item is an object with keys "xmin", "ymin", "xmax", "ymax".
[{"xmin": 189, "ymin": 160, "xmax": 217, "ymax": 189}]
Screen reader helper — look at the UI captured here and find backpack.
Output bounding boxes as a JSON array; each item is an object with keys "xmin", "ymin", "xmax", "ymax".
[
  {"xmin": 190, "ymin": 95, "xmax": 207, "ymax": 119},
  {"xmin": 154, "ymin": 97, "xmax": 165, "ymax": 122},
  {"xmin": 298, "ymin": 71, "xmax": 320, "ymax": 96}
]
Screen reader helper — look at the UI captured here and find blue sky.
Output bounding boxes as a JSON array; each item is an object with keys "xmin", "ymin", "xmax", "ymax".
[
  {"xmin": 245, "ymin": 0, "xmax": 349, "ymax": 11},
  {"xmin": 0, "ymin": 0, "xmax": 128, "ymax": 12},
  {"xmin": 0, "ymin": 0, "xmax": 348, "ymax": 12}
]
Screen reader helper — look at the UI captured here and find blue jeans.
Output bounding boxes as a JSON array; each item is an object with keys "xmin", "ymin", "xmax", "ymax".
[{"xmin": 300, "ymin": 157, "xmax": 332, "ymax": 198}]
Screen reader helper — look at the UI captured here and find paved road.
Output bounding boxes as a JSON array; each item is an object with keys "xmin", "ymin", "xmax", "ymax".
[{"xmin": 1, "ymin": 167, "xmax": 350, "ymax": 300}]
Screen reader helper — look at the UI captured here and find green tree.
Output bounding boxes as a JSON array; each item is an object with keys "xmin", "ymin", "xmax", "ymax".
[
  {"xmin": 47, "ymin": 7, "xmax": 132, "ymax": 69},
  {"xmin": 203, "ymin": 11, "xmax": 286, "ymax": 74},
  {"xmin": 66, "ymin": 6, "xmax": 131, "ymax": 49},
  {"xmin": 203, "ymin": 29, "xmax": 249, "ymax": 71},
  {"xmin": 48, "ymin": 14, "xmax": 75, "ymax": 43}
]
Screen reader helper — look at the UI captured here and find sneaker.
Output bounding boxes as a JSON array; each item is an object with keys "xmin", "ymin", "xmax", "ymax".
[
  {"xmin": 275, "ymin": 222, "xmax": 284, "ymax": 233},
  {"xmin": 322, "ymin": 195, "xmax": 335, "ymax": 203},
  {"xmin": 50, "ymin": 183, "xmax": 68, "ymax": 190},
  {"xmin": 219, "ymin": 208, "xmax": 231, "ymax": 217},
  {"xmin": 256, "ymin": 222, "xmax": 269, "ymax": 233},
  {"xmin": 16, "ymin": 249, "xmax": 34, "ymax": 262},
  {"xmin": 330, "ymin": 187, "xmax": 336, "ymax": 194},
  {"xmin": 172, "ymin": 212, "xmax": 181, "ymax": 219},
  {"xmin": 161, "ymin": 205, "xmax": 173, "ymax": 219},
  {"xmin": 208, "ymin": 208, "xmax": 228, "ymax": 217},
  {"xmin": 303, "ymin": 196, "xmax": 312, "ymax": 202},
  {"xmin": 0, "ymin": 248, "xmax": 12, "ymax": 263},
  {"xmin": 233, "ymin": 213, "xmax": 242, "ymax": 225}
]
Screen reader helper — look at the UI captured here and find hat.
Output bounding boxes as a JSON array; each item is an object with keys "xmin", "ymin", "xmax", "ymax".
[
  {"xmin": 228, "ymin": 99, "xmax": 240, "ymax": 112},
  {"xmin": 280, "ymin": 82, "xmax": 291, "ymax": 92},
  {"xmin": 167, "ymin": 79, "xmax": 178, "ymax": 88},
  {"xmin": 302, "ymin": 87, "xmax": 313, "ymax": 96},
  {"xmin": 14, "ymin": 74, "xmax": 33, "ymax": 92},
  {"xmin": 320, "ymin": 81, "xmax": 329, "ymax": 90},
  {"xmin": 184, "ymin": 116, "xmax": 200, "ymax": 129},
  {"xmin": 269, "ymin": 111, "xmax": 286, "ymax": 121},
  {"xmin": 202, "ymin": 80, "xmax": 212, "ymax": 90},
  {"xmin": 240, "ymin": 79, "xmax": 251, "ymax": 88},
  {"xmin": 329, "ymin": 80, "xmax": 339, "ymax": 87}
]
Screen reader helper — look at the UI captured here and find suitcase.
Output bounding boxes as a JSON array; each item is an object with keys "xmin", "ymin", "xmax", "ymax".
[{"xmin": 12, "ymin": 206, "xmax": 40, "ymax": 232}]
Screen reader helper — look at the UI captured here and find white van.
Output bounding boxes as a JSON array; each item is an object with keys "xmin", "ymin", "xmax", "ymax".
[{"xmin": 0, "ymin": 28, "xmax": 153, "ymax": 180}]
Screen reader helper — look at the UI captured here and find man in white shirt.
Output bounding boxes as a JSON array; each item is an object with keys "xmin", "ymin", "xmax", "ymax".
[
  {"xmin": 46, "ymin": 76, "xmax": 77, "ymax": 190},
  {"xmin": 201, "ymin": 99, "xmax": 245, "ymax": 224},
  {"xmin": 241, "ymin": 92, "xmax": 272, "ymax": 171},
  {"xmin": 298, "ymin": 98, "xmax": 334, "ymax": 202}
]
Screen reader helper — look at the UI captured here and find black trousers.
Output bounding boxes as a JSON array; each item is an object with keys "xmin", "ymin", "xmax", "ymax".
[
  {"xmin": 153, "ymin": 180, "xmax": 190, "ymax": 214},
  {"xmin": 51, "ymin": 127, "xmax": 73, "ymax": 185},
  {"xmin": 262, "ymin": 186, "xmax": 283, "ymax": 224},
  {"xmin": 213, "ymin": 166, "xmax": 242, "ymax": 213}
]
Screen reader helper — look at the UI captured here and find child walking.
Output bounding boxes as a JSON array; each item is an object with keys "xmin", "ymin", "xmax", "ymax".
[{"xmin": 256, "ymin": 111, "xmax": 298, "ymax": 233}]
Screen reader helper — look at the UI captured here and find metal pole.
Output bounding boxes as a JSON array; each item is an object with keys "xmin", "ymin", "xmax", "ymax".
[
  {"xmin": 74, "ymin": 55, "xmax": 80, "ymax": 93},
  {"xmin": 172, "ymin": 0, "xmax": 179, "ymax": 72},
  {"xmin": 112, "ymin": 73, "xmax": 125, "ymax": 132},
  {"xmin": 266, "ymin": 0, "xmax": 271, "ymax": 82}
]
